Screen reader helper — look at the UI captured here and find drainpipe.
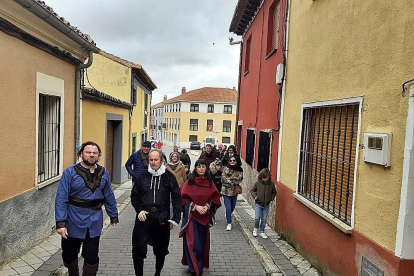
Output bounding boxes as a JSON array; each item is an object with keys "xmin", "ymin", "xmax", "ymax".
[
  {"xmin": 229, "ymin": 38, "xmax": 242, "ymax": 150},
  {"xmin": 75, "ymin": 51, "xmax": 94, "ymax": 158},
  {"xmin": 276, "ymin": 0, "xmax": 291, "ymax": 182},
  {"xmin": 395, "ymin": 87, "xmax": 414, "ymax": 259}
]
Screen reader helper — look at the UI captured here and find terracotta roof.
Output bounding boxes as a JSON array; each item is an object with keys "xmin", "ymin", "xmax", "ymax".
[
  {"xmin": 99, "ymin": 50, "xmax": 157, "ymax": 91},
  {"xmin": 229, "ymin": 0, "xmax": 262, "ymax": 35},
  {"xmin": 82, "ymin": 87, "xmax": 132, "ymax": 109},
  {"xmin": 163, "ymin": 87, "xmax": 237, "ymax": 104},
  {"xmin": 151, "ymin": 102, "xmax": 164, "ymax": 108},
  {"xmin": 33, "ymin": 0, "xmax": 97, "ymax": 45}
]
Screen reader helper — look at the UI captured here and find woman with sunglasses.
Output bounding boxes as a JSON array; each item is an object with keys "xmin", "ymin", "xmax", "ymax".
[
  {"xmin": 221, "ymin": 156, "xmax": 243, "ymax": 231},
  {"xmin": 180, "ymin": 159, "xmax": 221, "ymax": 276},
  {"xmin": 221, "ymin": 145, "xmax": 241, "ymax": 167}
]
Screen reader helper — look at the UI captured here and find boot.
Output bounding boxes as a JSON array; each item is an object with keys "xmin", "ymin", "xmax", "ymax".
[
  {"xmin": 133, "ymin": 258, "xmax": 144, "ymax": 276},
  {"xmin": 64, "ymin": 259, "xmax": 79, "ymax": 276},
  {"xmin": 82, "ymin": 262, "xmax": 98, "ymax": 276},
  {"xmin": 154, "ymin": 255, "xmax": 165, "ymax": 276}
]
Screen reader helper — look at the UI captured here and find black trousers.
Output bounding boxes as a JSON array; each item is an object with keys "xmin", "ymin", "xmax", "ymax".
[
  {"xmin": 132, "ymin": 216, "xmax": 170, "ymax": 259},
  {"xmin": 62, "ymin": 229, "xmax": 100, "ymax": 265}
]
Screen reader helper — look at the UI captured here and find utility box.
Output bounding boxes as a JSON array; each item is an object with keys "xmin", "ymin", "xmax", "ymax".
[
  {"xmin": 363, "ymin": 132, "xmax": 392, "ymax": 167},
  {"xmin": 276, "ymin": 63, "xmax": 284, "ymax": 84}
]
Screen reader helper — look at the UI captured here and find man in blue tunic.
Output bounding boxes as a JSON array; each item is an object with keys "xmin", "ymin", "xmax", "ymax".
[
  {"xmin": 55, "ymin": 141, "xmax": 119, "ymax": 276},
  {"xmin": 125, "ymin": 140, "xmax": 152, "ymax": 183}
]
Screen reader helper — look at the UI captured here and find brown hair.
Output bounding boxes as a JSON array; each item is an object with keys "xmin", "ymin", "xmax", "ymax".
[
  {"xmin": 77, "ymin": 141, "xmax": 101, "ymax": 157},
  {"xmin": 258, "ymin": 168, "xmax": 271, "ymax": 181}
]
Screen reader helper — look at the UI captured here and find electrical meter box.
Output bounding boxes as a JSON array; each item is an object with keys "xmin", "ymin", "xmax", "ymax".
[{"xmin": 362, "ymin": 132, "xmax": 392, "ymax": 167}]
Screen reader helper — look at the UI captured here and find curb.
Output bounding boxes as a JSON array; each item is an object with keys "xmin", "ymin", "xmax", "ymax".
[
  {"xmin": 233, "ymin": 210, "xmax": 283, "ymax": 276},
  {"xmin": 52, "ymin": 198, "xmax": 132, "ymax": 276}
]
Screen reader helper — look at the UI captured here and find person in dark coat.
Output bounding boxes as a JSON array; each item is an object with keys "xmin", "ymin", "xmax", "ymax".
[
  {"xmin": 198, "ymin": 144, "xmax": 216, "ymax": 170},
  {"xmin": 131, "ymin": 149, "xmax": 182, "ymax": 276},
  {"xmin": 221, "ymin": 145, "xmax": 241, "ymax": 167},
  {"xmin": 208, "ymin": 158, "xmax": 223, "ymax": 197},
  {"xmin": 125, "ymin": 141, "xmax": 151, "ymax": 183},
  {"xmin": 180, "ymin": 149, "xmax": 191, "ymax": 175}
]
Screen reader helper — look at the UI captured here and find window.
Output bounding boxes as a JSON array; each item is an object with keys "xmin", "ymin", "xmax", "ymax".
[
  {"xmin": 244, "ymin": 35, "xmax": 252, "ymax": 74},
  {"xmin": 223, "ymin": 120, "xmax": 232, "ymax": 132},
  {"xmin": 245, "ymin": 129, "xmax": 256, "ymax": 166},
  {"xmin": 179, "ymin": 103, "xmax": 181, "ymax": 112},
  {"xmin": 131, "ymin": 85, "xmax": 137, "ymax": 105},
  {"xmin": 208, "ymin": 104, "xmax": 214, "ymax": 113},
  {"xmin": 267, "ymin": 1, "xmax": 281, "ymax": 55},
  {"xmin": 190, "ymin": 104, "xmax": 199, "ymax": 112},
  {"xmin": 190, "ymin": 119, "xmax": 198, "ymax": 131},
  {"xmin": 224, "ymin": 105, "xmax": 232, "ymax": 114},
  {"xmin": 132, "ymin": 133, "xmax": 137, "ymax": 153},
  {"xmin": 207, "ymin": 120, "xmax": 213, "ymax": 132},
  {"xmin": 257, "ymin": 131, "xmax": 272, "ymax": 172},
  {"xmin": 222, "ymin": 137, "xmax": 231, "ymax": 144},
  {"xmin": 144, "ymin": 93, "xmax": 148, "ymax": 109},
  {"xmin": 189, "ymin": 135, "xmax": 198, "ymax": 142},
  {"xmin": 178, "ymin": 118, "xmax": 180, "ymax": 130},
  {"xmin": 297, "ymin": 103, "xmax": 359, "ymax": 225},
  {"xmin": 38, "ymin": 94, "xmax": 61, "ymax": 184}
]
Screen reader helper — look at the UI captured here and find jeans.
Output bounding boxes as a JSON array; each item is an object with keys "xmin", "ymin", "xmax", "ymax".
[
  {"xmin": 223, "ymin": 195, "xmax": 237, "ymax": 224},
  {"xmin": 254, "ymin": 203, "xmax": 269, "ymax": 232}
]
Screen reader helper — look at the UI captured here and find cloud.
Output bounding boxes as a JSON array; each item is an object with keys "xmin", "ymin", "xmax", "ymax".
[{"xmin": 50, "ymin": 0, "xmax": 241, "ymax": 103}]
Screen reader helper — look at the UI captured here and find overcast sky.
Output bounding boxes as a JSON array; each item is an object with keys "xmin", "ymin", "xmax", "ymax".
[{"xmin": 49, "ymin": 0, "xmax": 241, "ymax": 104}]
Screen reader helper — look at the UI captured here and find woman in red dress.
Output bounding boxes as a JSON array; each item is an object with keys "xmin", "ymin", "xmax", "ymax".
[{"xmin": 180, "ymin": 159, "xmax": 221, "ymax": 276}]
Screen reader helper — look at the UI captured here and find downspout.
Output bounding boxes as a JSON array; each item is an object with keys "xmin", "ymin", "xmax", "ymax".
[
  {"xmin": 276, "ymin": 0, "xmax": 291, "ymax": 182},
  {"xmin": 75, "ymin": 51, "xmax": 94, "ymax": 159},
  {"xmin": 395, "ymin": 87, "xmax": 414, "ymax": 259}
]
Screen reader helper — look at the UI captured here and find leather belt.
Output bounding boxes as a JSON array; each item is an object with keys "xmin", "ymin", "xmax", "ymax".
[{"xmin": 68, "ymin": 198, "xmax": 103, "ymax": 210}]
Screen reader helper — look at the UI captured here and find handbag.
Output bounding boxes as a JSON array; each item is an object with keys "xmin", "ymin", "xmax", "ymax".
[{"xmin": 235, "ymin": 184, "xmax": 243, "ymax": 194}]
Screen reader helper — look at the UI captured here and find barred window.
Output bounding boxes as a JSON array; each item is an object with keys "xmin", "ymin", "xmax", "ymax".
[
  {"xmin": 190, "ymin": 119, "xmax": 198, "ymax": 131},
  {"xmin": 38, "ymin": 94, "xmax": 61, "ymax": 183},
  {"xmin": 224, "ymin": 105, "xmax": 232, "ymax": 114},
  {"xmin": 223, "ymin": 120, "xmax": 232, "ymax": 132},
  {"xmin": 222, "ymin": 137, "xmax": 231, "ymax": 144},
  {"xmin": 190, "ymin": 104, "xmax": 199, "ymax": 112},
  {"xmin": 189, "ymin": 135, "xmax": 198, "ymax": 142},
  {"xmin": 208, "ymin": 104, "xmax": 214, "ymax": 113},
  {"xmin": 257, "ymin": 131, "xmax": 272, "ymax": 171},
  {"xmin": 207, "ymin": 120, "xmax": 213, "ymax": 132},
  {"xmin": 298, "ymin": 103, "xmax": 359, "ymax": 225},
  {"xmin": 245, "ymin": 129, "xmax": 256, "ymax": 166}
]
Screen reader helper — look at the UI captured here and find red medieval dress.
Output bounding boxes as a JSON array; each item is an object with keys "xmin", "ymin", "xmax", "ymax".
[{"xmin": 179, "ymin": 176, "xmax": 221, "ymax": 276}]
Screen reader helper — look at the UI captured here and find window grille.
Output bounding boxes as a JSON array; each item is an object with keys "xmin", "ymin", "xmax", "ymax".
[
  {"xmin": 257, "ymin": 131, "xmax": 272, "ymax": 171},
  {"xmin": 208, "ymin": 104, "xmax": 214, "ymax": 113},
  {"xmin": 190, "ymin": 119, "xmax": 198, "ymax": 131},
  {"xmin": 222, "ymin": 137, "xmax": 231, "ymax": 144},
  {"xmin": 38, "ymin": 94, "xmax": 61, "ymax": 183},
  {"xmin": 189, "ymin": 135, "xmax": 198, "ymax": 142},
  {"xmin": 272, "ymin": 2, "xmax": 281, "ymax": 51},
  {"xmin": 207, "ymin": 120, "xmax": 213, "ymax": 132},
  {"xmin": 298, "ymin": 104, "xmax": 359, "ymax": 225},
  {"xmin": 246, "ymin": 129, "xmax": 256, "ymax": 166},
  {"xmin": 223, "ymin": 120, "xmax": 232, "ymax": 132},
  {"xmin": 190, "ymin": 104, "xmax": 199, "ymax": 112},
  {"xmin": 224, "ymin": 105, "xmax": 232, "ymax": 114}
]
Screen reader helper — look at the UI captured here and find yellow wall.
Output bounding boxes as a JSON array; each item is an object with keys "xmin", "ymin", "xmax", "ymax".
[
  {"xmin": 0, "ymin": 32, "xmax": 75, "ymax": 202},
  {"xmin": 84, "ymin": 54, "xmax": 132, "ymax": 103},
  {"xmin": 279, "ymin": 0, "xmax": 414, "ymax": 252},
  {"xmin": 82, "ymin": 101, "xmax": 130, "ymax": 166},
  {"xmin": 130, "ymin": 87, "xmax": 150, "ymax": 147},
  {"xmin": 165, "ymin": 110, "xmax": 236, "ymax": 144}
]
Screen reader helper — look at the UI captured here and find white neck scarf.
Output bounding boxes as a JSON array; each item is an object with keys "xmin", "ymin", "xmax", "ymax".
[{"xmin": 148, "ymin": 163, "xmax": 166, "ymax": 176}]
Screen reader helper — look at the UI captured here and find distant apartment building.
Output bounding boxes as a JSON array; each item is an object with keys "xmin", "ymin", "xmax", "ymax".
[
  {"xmin": 151, "ymin": 98, "xmax": 165, "ymax": 141},
  {"xmin": 162, "ymin": 87, "xmax": 237, "ymax": 148}
]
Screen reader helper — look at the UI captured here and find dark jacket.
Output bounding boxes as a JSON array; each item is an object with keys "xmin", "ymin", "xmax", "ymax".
[
  {"xmin": 198, "ymin": 152, "xmax": 216, "ymax": 169},
  {"xmin": 125, "ymin": 150, "xmax": 148, "ymax": 183},
  {"xmin": 131, "ymin": 169, "xmax": 181, "ymax": 224},
  {"xmin": 180, "ymin": 153, "xmax": 191, "ymax": 169},
  {"xmin": 251, "ymin": 180, "xmax": 277, "ymax": 207},
  {"xmin": 209, "ymin": 162, "xmax": 223, "ymax": 195}
]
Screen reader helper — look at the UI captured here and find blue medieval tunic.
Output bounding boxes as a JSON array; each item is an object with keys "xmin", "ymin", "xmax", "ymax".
[{"xmin": 55, "ymin": 164, "xmax": 118, "ymax": 239}]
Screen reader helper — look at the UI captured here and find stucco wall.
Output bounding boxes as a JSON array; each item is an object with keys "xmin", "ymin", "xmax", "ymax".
[
  {"xmin": 279, "ymin": 0, "xmax": 414, "ymax": 252},
  {"xmin": 0, "ymin": 32, "xmax": 75, "ymax": 202}
]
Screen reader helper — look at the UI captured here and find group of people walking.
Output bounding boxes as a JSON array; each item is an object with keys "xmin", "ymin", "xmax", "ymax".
[{"xmin": 54, "ymin": 140, "xmax": 276, "ymax": 276}]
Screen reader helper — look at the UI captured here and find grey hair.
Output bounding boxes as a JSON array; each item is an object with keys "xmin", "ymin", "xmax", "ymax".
[{"xmin": 149, "ymin": 148, "xmax": 163, "ymax": 159}]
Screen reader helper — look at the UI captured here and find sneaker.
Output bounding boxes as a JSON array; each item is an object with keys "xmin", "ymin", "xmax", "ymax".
[
  {"xmin": 260, "ymin": 232, "xmax": 268, "ymax": 239},
  {"xmin": 226, "ymin": 224, "xmax": 232, "ymax": 231},
  {"xmin": 253, "ymin": 228, "xmax": 258, "ymax": 237}
]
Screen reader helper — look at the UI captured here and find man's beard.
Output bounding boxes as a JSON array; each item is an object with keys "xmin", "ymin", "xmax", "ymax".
[{"xmin": 82, "ymin": 158, "xmax": 98, "ymax": 166}]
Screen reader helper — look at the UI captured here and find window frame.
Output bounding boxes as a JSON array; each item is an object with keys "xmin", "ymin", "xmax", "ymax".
[
  {"xmin": 222, "ymin": 137, "xmax": 231, "ymax": 144},
  {"xmin": 223, "ymin": 105, "xmax": 232, "ymax": 114},
  {"xmin": 207, "ymin": 119, "xmax": 213, "ymax": 132},
  {"xmin": 208, "ymin": 104, "xmax": 214, "ymax": 113},
  {"xmin": 266, "ymin": 0, "xmax": 282, "ymax": 57},
  {"xmin": 295, "ymin": 97, "xmax": 363, "ymax": 231},
  {"xmin": 190, "ymin": 104, "xmax": 199, "ymax": 112},
  {"xmin": 223, "ymin": 120, "xmax": 232, "ymax": 133},
  {"xmin": 245, "ymin": 128, "xmax": 257, "ymax": 167},
  {"xmin": 244, "ymin": 35, "xmax": 252, "ymax": 75},
  {"xmin": 190, "ymin": 119, "xmax": 199, "ymax": 131}
]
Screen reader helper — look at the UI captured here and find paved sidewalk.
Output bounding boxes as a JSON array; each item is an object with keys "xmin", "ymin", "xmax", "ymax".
[{"xmin": 0, "ymin": 180, "xmax": 320, "ymax": 276}]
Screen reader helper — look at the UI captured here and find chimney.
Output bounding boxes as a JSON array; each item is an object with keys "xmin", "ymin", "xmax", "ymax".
[
  {"xmin": 163, "ymin": 95, "xmax": 167, "ymax": 102},
  {"xmin": 233, "ymin": 87, "xmax": 236, "ymax": 90},
  {"xmin": 182, "ymin": 87, "xmax": 186, "ymax": 94}
]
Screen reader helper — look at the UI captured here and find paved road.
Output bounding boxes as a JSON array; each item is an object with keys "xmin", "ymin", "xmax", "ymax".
[{"xmin": 97, "ymin": 200, "xmax": 266, "ymax": 276}]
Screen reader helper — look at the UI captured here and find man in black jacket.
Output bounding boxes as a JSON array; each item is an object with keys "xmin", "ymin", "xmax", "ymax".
[
  {"xmin": 180, "ymin": 149, "xmax": 191, "ymax": 174},
  {"xmin": 131, "ymin": 149, "xmax": 181, "ymax": 276}
]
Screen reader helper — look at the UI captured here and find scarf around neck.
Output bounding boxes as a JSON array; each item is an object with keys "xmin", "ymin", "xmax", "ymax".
[
  {"xmin": 148, "ymin": 163, "xmax": 166, "ymax": 176},
  {"xmin": 141, "ymin": 150, "xmax": 149, "ymax": 167},
  {"xmin": 168, "ymin": 160, "xmax": 179, "ymax": 170}
]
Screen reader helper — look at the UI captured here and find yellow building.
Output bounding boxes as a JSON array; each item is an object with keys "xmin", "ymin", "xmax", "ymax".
[
  {"xmin": 83, "ymin": 51, "xmax": 156, "ymax": 183},
  {"xmin": 275, "ymin": 0, "xmax": 414, "ymax": 275},
  {"xmin": 0, "ymin": 0, "xmax": 98, "ymax": 265},
  {"xmin": 162, "ymin": 87, "xmax": 237, "ymax": 148}
]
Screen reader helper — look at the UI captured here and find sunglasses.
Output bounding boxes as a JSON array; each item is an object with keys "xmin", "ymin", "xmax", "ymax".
[{"xmin": 229, "ymin": 159, "xmax": 237, "ymax": 162}]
